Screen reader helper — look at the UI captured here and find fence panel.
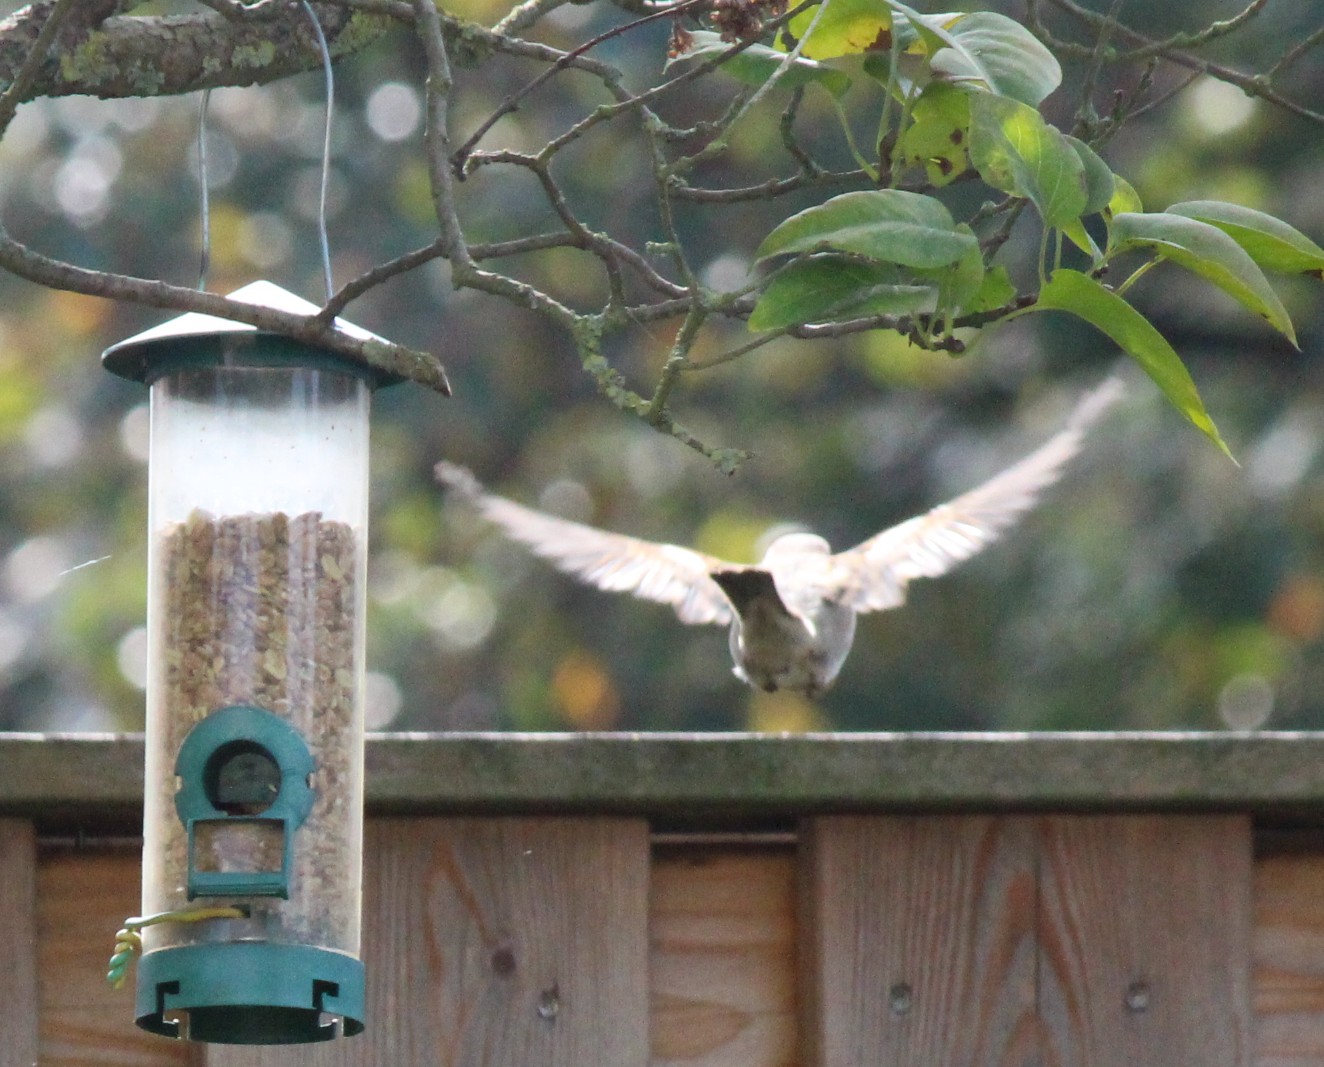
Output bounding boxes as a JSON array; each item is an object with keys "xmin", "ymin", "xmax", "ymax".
[
  {"xmin": 650, "ymin": 846, "xmax": 797, "ymax": 1067},
  {"xmin": 1, "ymin": 820, "xmax": 38, "ymax": 1067},
  {"xmin": 800, "ymin": 816, "xmax": 1042, "ymax": 1067},
  {"xmin": 1037, "ymin": 815, "xmax": 1252, "ymax": 1067},
  {"xmin": 209, "ymin": 816, "xmax": 651, "ymax": 1067}
]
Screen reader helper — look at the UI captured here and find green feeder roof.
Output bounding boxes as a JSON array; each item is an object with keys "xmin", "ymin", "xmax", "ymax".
[{"xmin": 102, "ymin": 280, "xmax": 400, "ymax": 387}]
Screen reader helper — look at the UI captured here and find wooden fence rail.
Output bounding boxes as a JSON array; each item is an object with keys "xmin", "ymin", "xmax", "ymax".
[{"xmin": 4, "ymin": 733, "xmax": 1324, "ymax": 1067}]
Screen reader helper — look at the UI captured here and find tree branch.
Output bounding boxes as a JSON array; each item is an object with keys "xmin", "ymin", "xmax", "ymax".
[
  {"xmin": 0, "ymin": 0, "xmax": 82, "ymax": 136},
  {"xmin": 0, "ymin": 224, "xmax": 451, "ymax": 394},
  {"xmin": 0, "ymin": 1, "xmax": 393, "ymax": 101}
]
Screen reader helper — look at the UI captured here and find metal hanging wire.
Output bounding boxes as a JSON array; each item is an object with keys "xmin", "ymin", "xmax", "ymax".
[
  {"xmin": 197, "ymin": 88, "xmax": 211, "ymax": 291},
  {"xmin": 301, "ymin": 0, "xmax": 336, "ymax": 302},
  {"xmin": 194, "ymin": 4, "xmax": 337, "ymax": 302}
]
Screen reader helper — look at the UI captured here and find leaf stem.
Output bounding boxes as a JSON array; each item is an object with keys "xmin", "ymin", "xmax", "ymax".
[
  {"xmin": 1113, "ymin": 256, "xmax": 1160, "ymax": 297},
  {"xmin": 829, "ymin": 96, "xmax": 879, "ymax": 183}
]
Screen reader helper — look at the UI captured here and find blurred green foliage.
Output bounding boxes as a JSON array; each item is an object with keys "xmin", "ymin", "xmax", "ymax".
[{"xmin": 0, "ymin": 0, "xmax": 1321, "ymax": 733}]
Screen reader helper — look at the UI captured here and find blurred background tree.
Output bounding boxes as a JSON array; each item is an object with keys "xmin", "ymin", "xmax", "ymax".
[{"xmin": 0, "ymin": 0, "xmax": 1319, "ymax": 734}]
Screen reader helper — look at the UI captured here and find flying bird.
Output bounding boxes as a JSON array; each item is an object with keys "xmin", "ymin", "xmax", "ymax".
[{"xmin": 436, "ymin": 379, "xmax": 1122, "ymax": 696}]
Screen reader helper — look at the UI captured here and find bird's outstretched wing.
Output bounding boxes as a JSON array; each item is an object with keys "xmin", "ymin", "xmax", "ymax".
[
  {"xmin": 827, "ymin": 378, "xmax": 1124, "ymax": 613},
  {"xmin": 436, "ymin": 462, "xmax": 735, "ymax": 626}
]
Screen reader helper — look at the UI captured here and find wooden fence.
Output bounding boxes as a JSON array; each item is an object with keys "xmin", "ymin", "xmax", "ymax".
[{"xmin": 3, "ymin": 732, "xmax": 1324, "ymax": 1067}]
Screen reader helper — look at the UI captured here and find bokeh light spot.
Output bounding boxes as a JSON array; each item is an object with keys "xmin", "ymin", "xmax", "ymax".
[
  {"xmin": 365, "ymin": 670, "xmax": 404, "ymax": 729},
  {"xmin": 4, "ymin": 536, "xmax": 71, "ymax": 602},
  {"xmin": 24, "ymin": 405, "xmax": 82, "ymax": 468},
  {"xmin": 1218, "ymin": 673, "xmax": 1273, "ymax": 730},
  {"xmin": 119, "ymin": 404, "xmax": 150, "ymax": 463},
  {"xmin": 552, "ymin": 648, "xmax": 620, "ymax": 729},
  {"xmin": 745, "ymin": 689, "xmax": 827, "ymax": 732},
  {"xmin": 1186, "ymin": 77, "xmax": 1257, "ymax": 137},
  {"xmin": 366, "ymin": 83, "xmax": 422, "ymax": 142},
  {"xmin": 423, "ymin": 578, "xmax": 497, "ymax": 651},
  {"xmin": 116, "ymin": 626, "xmax": 148, "ymax": 690}
]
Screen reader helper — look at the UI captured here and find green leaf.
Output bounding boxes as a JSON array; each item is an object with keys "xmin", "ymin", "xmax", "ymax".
[
  {"xmin": 788, "ymin": 0, "xmax": 893, "ymax": 61},
  {"xmin": 1106, "ymin": 174, "xmax": 1143, "ymax": 218},
  {"xmin": 1058, "ymin": 138, "xmax": 1111, "ymax": 257},
  {"xmin": 920, "ymin": 10, "xmax": 1062, "ymax": 106},
  {"xmin": 666, "ymin": 30, "xmax": 852, "ymax": 97},
  {"xmin": 1061, "ymin": 218, "xmax": 1102, "ymax": 259},
  {"xmin": 896, "ymin": 82, "xmax": 970, "ymax": 186},
  {"xmin": 756, "ymin": 189, "xmax": 977, "ymax": 269},
  {"xmin": 749, "ymin": 256, "xmax": 936, "ymax": 331},
  {"xmin": 968, "ymin": 93, "xmax": 1087, "ymax": 228},
  {"xmin": 1167, "ymin": 200, "xmax": 1324, "ymax": 277},
  {"xmin": 917, "ymin": 223, "xmax": 985, "ymax": 314},
  {"xmin": 965, "ymin": 264, "xmax": 1017, "ymax": 312},
  {"xmin": 1064, "ymin": 135, "xmax": 1115, "ymax": 216},
  {"xmin": 1032, "ymin": 269, "xmax": 1231, "ymax": 457},
  {"xmin": 1109, "ymin": 212, "xmax": 1297, "ymax": 345}
]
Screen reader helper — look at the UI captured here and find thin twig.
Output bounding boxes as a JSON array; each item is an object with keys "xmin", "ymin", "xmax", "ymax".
[
  {"xmin": 1104, "ymin": 0, "xmax": 1269, "ymax": 62},
  {"xmin": 778, "ymin": 86, "xmax": 817, "ymax": 175},
  {"xmin": 1074, "ymin": 0, "xmax": 1125, "ymax": 136},
  {"xmin": 412, "ymin": 0, "xmax": 576, "ymax": 322},
  {"xmin": 669, "ymin": 168, "xmax": 868, "ymax": 202},
  {"xmin": 451, "ymin": 0, "xmax": 709, "ymax": 174},
  {"xmin": 1268, "ymin": 23, "xmax": 1324, "ymax": 82},
  {"xmin": 646, "ymin": 303, "xmax": 707, "ymax": 420},
  {"xmin": 662, "ymin": 0, "xmax": 828, "ymax": 177},
  {"xmin": 319, "ymin": 238, "xmax": 447, "ymax": 321},
  {"xmin": 1110, "ymin": 64, "xmax": 1199, "ymax": 128},
  {"xmin": 457, "ymin": 148, "xmax": 688, "ymax": 301},
  {"xmin": 532, "ymin": 1, "xmax": 811, "ymax": 171},
  {"xmin": 1044, "ymin": 0, "xmax": 1324, "ymax": 126},
  {"xmin": 684, "ymin": 327, "xmax": 787, "ymax": 371},
  {"xmin": 494, "ymin": 0, "xmax": 574, "ymax": 36}
]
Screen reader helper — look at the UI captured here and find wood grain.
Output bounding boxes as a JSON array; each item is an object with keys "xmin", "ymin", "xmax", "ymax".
[
  {"xmin": 1254, "ymin": 853, "xmax": 1324, "ymax": 1067},
  {"xmin": 210, "ymin": 816, "xmax": 651, "ymax": 1067},
  {"xmin": 0, "ymin": 820, "xmax": 38, "ymax": 1067},
  {"xmin": 799, "ymin": 816, "xmax": 1041, "ymax": 1067},
  {"xmin": 13, "ymin": 812, "xmax": 1284, "ymax": 1066},
  {"xmin": 37, "ymin": 848, "xmax": 199, "ymax": 1067},
  {"xmin": 650, "ymin": 847, "xmax": 797, "ymax": 1067},
  {"xmin": 1037, "ymin": 815, "xmax": 1253, "ymax": 1067}
]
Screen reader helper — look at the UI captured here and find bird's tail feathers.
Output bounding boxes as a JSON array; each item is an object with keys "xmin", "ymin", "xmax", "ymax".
[{"xmin": 712, "ymin": 568, "xmax": 792, "ymax": 619}]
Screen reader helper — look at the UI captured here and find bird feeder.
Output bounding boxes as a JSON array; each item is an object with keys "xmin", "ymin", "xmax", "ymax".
[{"xmin": 103, "ymin": 281, "xmax": 397, "ymax": 1044}]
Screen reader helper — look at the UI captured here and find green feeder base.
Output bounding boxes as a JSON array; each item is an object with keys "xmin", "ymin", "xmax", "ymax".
[{"xmin": 136, "ymin": 941, "xmax": 364, "ymax": 1044}]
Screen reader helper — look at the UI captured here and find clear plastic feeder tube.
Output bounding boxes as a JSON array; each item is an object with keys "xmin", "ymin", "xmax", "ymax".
[{"xmin": 140, "ymin": 361, "xmax": 368, "ymax": 959}]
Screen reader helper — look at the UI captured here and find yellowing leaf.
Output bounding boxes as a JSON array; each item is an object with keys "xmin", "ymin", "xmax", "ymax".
[
  {"xmin": 896, "ymin": 82, "xmax": 970, "ymax": 186},
  {"xmin": 789, "ymin": 0, "xmax": 893, "ymax": 61},
  {"xmin": 1106, "ymin": 174, "xmax": 1143, "ymax": 218}
]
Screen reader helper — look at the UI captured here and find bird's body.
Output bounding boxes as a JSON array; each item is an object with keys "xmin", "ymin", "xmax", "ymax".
[
  {"xmin": 437, "ymin": 379, "xmax": 1122, "ymax": 695},
  {"xmin": 711, "ymin": 536, "xmax": 857, "ymax": 695}
]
